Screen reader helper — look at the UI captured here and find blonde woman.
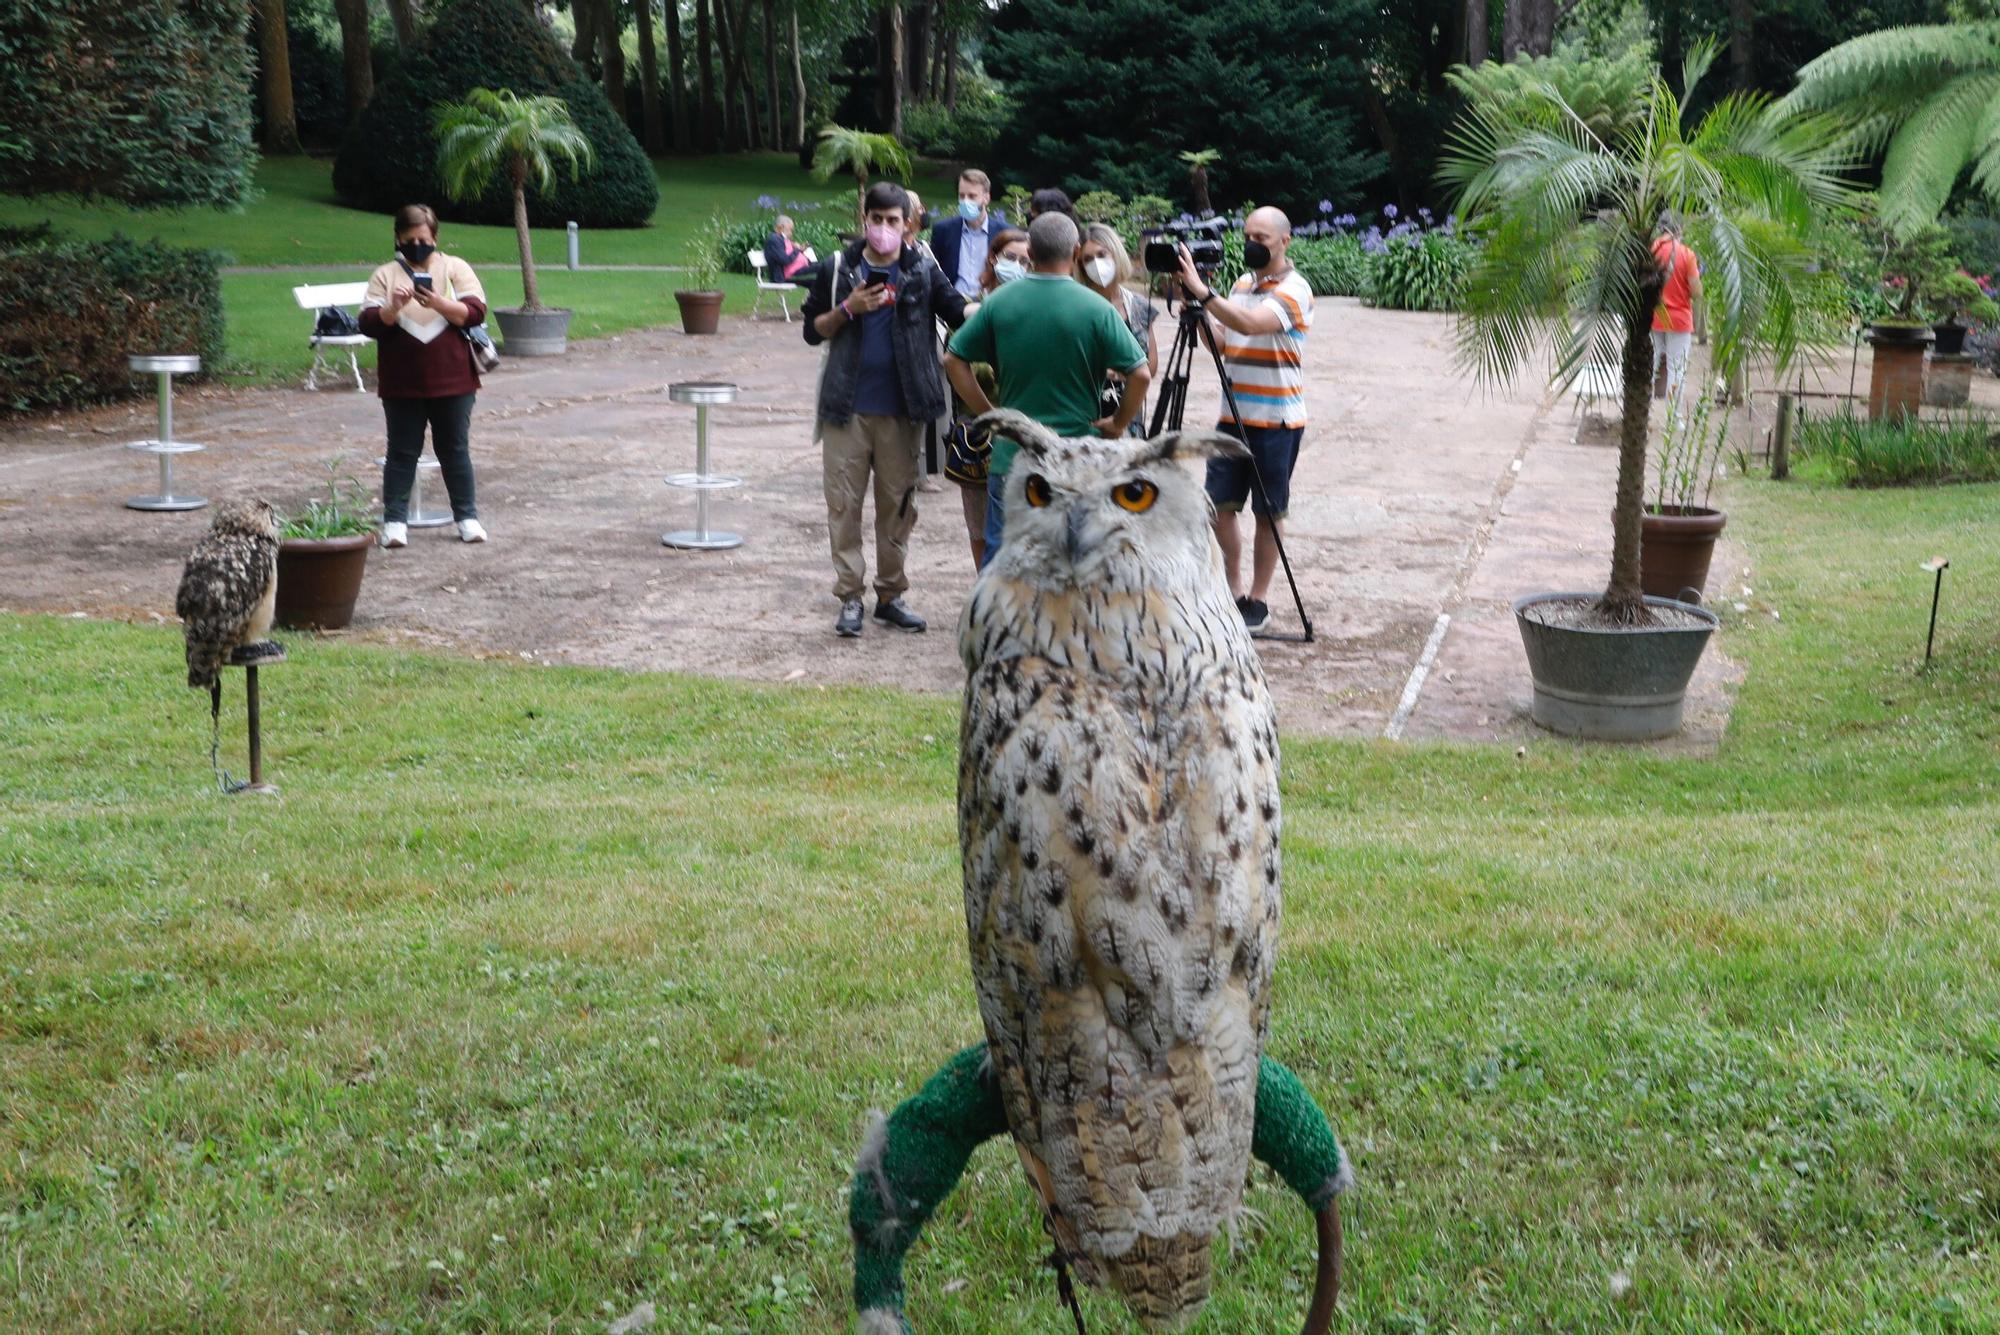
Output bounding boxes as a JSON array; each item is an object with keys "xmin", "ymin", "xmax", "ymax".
[{"xmin": 1077, "ymin": 223, "xmax": 1159, "ymax": 436}]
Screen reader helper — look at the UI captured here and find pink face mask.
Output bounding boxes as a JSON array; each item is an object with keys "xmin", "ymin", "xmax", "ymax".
[{"xmin": 866, "ymin": 222, "xmax": 902, "ymax": 256}]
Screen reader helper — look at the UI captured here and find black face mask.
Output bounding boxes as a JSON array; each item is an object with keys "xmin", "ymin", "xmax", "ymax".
[
  {"xmin": 397, "ymin": 241, "xmax": 436, "ymax": 265},
  {"xmin": 1242, "ymin": 238, "xmax": 1272, "ymax": 270}
]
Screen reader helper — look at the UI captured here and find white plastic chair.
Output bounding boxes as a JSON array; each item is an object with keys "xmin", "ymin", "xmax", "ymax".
[
  {"xmin": 748, "ymin": 249, "xmax": 801, "ymax": 322},
  {"xmin": 293, "ymin": 281, "xmax": 372, "ymax": 390}
]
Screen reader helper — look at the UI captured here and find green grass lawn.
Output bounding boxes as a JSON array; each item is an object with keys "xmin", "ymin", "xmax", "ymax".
[
  {"xmin": 3, "ymin": 153, "xmax": 956, "ymax": 383},
  {"xmin": 3, "ymin": 479, "xmax": 1998, "ymax": 1331}
]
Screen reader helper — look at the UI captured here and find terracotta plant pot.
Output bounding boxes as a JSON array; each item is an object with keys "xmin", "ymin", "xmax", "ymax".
[
  {"xmin": 275, "ymin": 534, "xmax": 371, "ymax": 631},
  {"xmin": 1640, "ymin": 505, "xmax": 1727, "ymax": 603},
  {"xmin": 674, "ymin": 290, "xmax": 725, "ymax": 335},
  {"xmin": 1865, "ymin": 322, "xmax": 1934, "ymax": 422}
]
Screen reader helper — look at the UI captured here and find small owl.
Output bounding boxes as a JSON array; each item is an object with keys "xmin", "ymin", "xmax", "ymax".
[
  {"xmin": 175, "ymin": 499, "xmax": 280, "ymax": 709},
  {"xmin": 957, "ymin": 410, "xmax": 1281, "ymax": 1330}
]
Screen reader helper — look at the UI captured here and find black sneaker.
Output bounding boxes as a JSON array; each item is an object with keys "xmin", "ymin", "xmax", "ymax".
[
  {"xmin": 1234, "ymin": 594, "xmax": 1254, "ymax": 621},
  {"xmin": 873, "ymin": 597, "xmax": 927, "ymax": 633},
  {"xmin": 835, "ymin": 598, "xmax": 864, "ymax": 637},
  {"xmin": 1241, "ymin": 599, "xmax": 1272, "ymax": 635}
]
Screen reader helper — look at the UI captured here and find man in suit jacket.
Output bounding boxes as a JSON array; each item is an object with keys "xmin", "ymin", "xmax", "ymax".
[{"xmin": 930, "ymin": 168, "xmax": 1008, "ymax": 299}]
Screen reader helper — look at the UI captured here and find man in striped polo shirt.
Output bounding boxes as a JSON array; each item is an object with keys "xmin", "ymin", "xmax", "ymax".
[{"xmin": 1175, "ymin": 206, "xmax": 1313, "ymax": 635}]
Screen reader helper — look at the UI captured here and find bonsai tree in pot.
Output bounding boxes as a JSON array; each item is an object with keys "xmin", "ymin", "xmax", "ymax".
[
  {"xmin": 1443, "ymin": 41, "xmax": 1854, "ymax": 737},
  {"xmin": 276, "ymin": 460, "xmax": 377, "ymax": 632},
  {"xmin": 433, "ymin": 87, "xmax": 595, "ymax": 357},
  {"xmin": 674, "ymin": 211, "xmax": 727, "ymax": 335},
  {"xmin": 811, "ymin": 124, "xmax": 912, "ymax": 227}
]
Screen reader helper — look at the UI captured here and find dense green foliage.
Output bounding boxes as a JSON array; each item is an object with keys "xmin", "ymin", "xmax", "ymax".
[
  {"xmin": 1446, "ymin": 45, "xmax": 1654, "ymax": 145},
  {"xmin": 982, "ymin": 0, "xmax": 1383, "ymax": 215},
  {"xmin": 899, "ymin": 83, "xmax": 1008, "ymax": 165},
  {"xmin": 1783, "ymin": 21, "xmax": 2000, "ymax": 238},
  {"xmin": 1364, "ymin": 224, "xmax": 1476, "ymax": 311},
  {"xmin": 0, "ymin": 226, "xmax": 225, "ymax": 414},
  {"xmin": 0, "ymin": 0, "xmax": 255, "ymax": 208},
  {"xmin": 1794, "ymin": 410, "xmax": 2000, "ymax": 486},
  {"xmin": 333, "ymin": 0, "xmax": 656, "ymax": 228}
]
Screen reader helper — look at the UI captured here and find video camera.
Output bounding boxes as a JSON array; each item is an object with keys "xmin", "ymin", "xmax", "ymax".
[{"xmin": 1143, "ymin": 216, "xmax": 1228, "ymax": 275}]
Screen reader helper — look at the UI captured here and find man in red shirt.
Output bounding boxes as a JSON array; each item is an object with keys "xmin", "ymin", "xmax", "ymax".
[{"xmin": 1651, "ymin": 215, "xmax": 1703, "ymax": 411}]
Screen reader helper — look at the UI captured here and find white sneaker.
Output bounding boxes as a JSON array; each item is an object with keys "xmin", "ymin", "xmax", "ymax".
[
  {"xmin": 457, "ymin": 518, "xmax": 488, "ymax": 543},
  {"xmin": 379, "ymin": 521, "xmax": 408, "ymax": 549}
]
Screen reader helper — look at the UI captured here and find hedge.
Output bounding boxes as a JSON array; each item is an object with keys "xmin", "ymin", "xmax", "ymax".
[
  {"xmin": 0, "ymin": 227, "xmax": 226, "ymax": 415},
  {"xmin": 0, "ymin": 0, "xmax": 256, "ymax": 208},
  {"xmin": 333, "ymin": 0, "xmax": 657, "ymax": 229}
]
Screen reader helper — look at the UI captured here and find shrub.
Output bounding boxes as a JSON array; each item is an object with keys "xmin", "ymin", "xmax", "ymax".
[
  {"xmin": 0, "ymin": 228, "xmax": 226, "ymax": 415},
  {"xmin": 900, "ymin": 91, "xmax": 1007, "ymax": 165},
  {"xmin": 333, "ymin": 0, "xmax": 657, "ymax": 229},
  {"xmin": 0, "ymin": 0, "xmax": 255, "ymax": 208},
  {"xmin": 1364, "ymin": 217, "xmax": 1474, "ymax": 312},
  {"xmin": 717, "ymin": 203, "xmax": 844, "ymax": 276},
  {"xmin": 1289, "ymin": 234, "xmax": 1369, "ymax": 297},
  {"xmin": 1793, "ymin": 411, "xmax": 2000, "ymax": 487}
]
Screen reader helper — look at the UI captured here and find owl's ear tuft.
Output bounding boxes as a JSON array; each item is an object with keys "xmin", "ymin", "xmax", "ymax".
[
  {"xmin": 1134, "ymin": 429, "xmax": 1250, "ymax": 465},
  {"xmin": 972, "ymin": 408, "xmax": 1066, "ymax": 460}
]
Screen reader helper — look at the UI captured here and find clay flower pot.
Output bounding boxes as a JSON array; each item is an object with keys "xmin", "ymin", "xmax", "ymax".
[
  {"xmin": 275, "ymin": 534, "xmax": 371, "ymax": 630},
  {"xmin": 1640, "ymin": 505, "xmax": 1727, "ymax": 602},
  {"xmin": 674, "ymin": 290, "xmax": 725, "ymax": 335}
]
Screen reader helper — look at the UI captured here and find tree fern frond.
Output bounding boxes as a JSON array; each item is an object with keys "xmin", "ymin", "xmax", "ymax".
[{"xmin": 1878, "ymin": 71, "xmax": 2000, "ymax": 237}]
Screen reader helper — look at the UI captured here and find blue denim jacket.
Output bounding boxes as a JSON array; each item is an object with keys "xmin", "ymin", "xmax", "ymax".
[{"xmin": 802, "ymin": 240, "xmax": 968, "ymax": 426}]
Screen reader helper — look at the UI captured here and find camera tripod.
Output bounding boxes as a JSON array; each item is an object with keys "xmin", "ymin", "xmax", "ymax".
[{"xmin": 1148, "ymin": 292, "xmax": 1315, "ymax": 644}]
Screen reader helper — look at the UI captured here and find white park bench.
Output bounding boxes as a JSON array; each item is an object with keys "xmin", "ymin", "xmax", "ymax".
[
  {"xmin": 747, "ymin": 248, "xmax": 804, "ymax": 322},
  {"xmin": 293, "ymin": 281, "xmax": 372, "ymax": 390}
]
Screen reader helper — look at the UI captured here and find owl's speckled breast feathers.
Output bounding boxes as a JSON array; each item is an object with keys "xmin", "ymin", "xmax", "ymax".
[{"xmin": 955, "ymin": 417, "xmax": 1280, "ymax": 1330}]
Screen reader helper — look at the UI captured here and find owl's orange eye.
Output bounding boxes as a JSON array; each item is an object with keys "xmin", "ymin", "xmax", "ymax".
[
  {"xmin": 1112, "ymin": 479, "xmax": 1158, "ymax": 513},
  {"xmin": 1023, "ymin": 474, "xmax": 1053, "ymax": 508}
]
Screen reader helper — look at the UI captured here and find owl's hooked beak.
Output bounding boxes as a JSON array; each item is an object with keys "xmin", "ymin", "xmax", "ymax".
[{"xmin": 1064, "ymin": 504, "xmax": 1089, "ymax": 565}]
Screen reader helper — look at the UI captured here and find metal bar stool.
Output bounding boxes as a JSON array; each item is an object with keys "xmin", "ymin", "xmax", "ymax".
[
  {"xmin": 125, "ymin": 354, "xmax": 208, "ymax": 511},
  {"xmin": 377, "ymin": 454, "xmax": 453, "ymax": 528},
  {"xmin": 663, "ymin": 381, "xmax": 743, "ymax": 550}
]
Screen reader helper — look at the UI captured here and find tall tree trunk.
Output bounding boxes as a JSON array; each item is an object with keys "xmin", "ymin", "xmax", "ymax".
[
  {"xmin": 514, "ymin": 168, "xmax": 541, "ymax": 311},
  {"xmin": 928, "ymin": 12, "xmax": 946, "ymax": 100},
  {"xmin": 716, "ymin": 0, "xmax": 744, "ymax": 149},
  {"xmin": 573, "ymin": 0, "xmax": 598, "ymax": 64},
  {"xmin": 763, "ymin": 0, "xmax": 780, "ymax": 151},
  {"xmin": 637, "ymin": 0, "xmax": 666, "ymax": 151},
  {"xmin": 332, "ymin": 0, "xmax": 374, "ymax": 125},
  {"xmin": 666, "ymin": 0, "xmax": 690, "ymax": 151},
  {"xmin": 789, "ymin": 2, "xmax": 807, "ymax": 151},
  {"xmin": 886, "ymin": 2, "xmax": 905, "ymax": 139},
  {"xmin": 386, "ymin": 0, "xmax": 422, "ymax": 46},
  {"xmin": 254, "ymin": 0, "xmax": 302, "ymax": 154},
  {"xmin": 600, "ymin": 0, "xmax": 628, "ymax": 126},
  {"xmin": 942, "ymin": 23, "xmax": 956, "ymax": 108},
  {"xmin": 1529, "ymin": 0, "xmax": 1555, "ymax": 56},
  {"xmin": 1728, "ymin": 0, "xmax": 1754, "ymax": 90},
  {"xmin": 905, "ymin": 0, "xmax": 930, "ymax": 99},
  {"xmin": 1462, "ymin": 0, "xmax": 1487, "ymax": 66},
  {"xmin": 1606, "ymin": 269, "xmax": 1666, "ymax": 623},
  {"xmin": 695, "ymin": 0, "xmax": 718, "ymax": 150}
]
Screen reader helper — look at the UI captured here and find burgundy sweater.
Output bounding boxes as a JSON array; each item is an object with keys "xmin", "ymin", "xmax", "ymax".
[{"xmin": 359, "ymin": 255, "xmax": 488, "ymax": 399}]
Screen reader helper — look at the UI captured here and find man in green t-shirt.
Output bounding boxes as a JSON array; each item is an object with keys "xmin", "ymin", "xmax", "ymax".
[{"xmin": 945, "ymin": 212, "xmax": 1150, "ymax": 567}]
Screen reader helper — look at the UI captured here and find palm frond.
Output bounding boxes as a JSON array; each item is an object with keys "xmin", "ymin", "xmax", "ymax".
[{"xmin": 1878, "ymin": 71, "xmax": 2000, "ymax": 237}]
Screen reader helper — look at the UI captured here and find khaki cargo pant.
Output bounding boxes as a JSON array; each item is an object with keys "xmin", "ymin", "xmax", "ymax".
[{"xmin": 822, "ymin": 413, "xmax": 923, "ymax": 602}]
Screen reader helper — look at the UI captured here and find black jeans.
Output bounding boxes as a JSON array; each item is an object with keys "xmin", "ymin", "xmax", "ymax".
[{"xmin": 382, "ymin": 393, "xmax": 476, "ymax": 523}]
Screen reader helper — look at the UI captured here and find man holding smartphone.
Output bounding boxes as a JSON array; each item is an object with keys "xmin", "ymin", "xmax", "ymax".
[{"xmin": 802, "ymin": 181, "xmax": 969, "ymax": 638}]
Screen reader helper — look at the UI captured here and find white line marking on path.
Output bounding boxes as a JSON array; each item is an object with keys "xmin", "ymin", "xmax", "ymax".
[{"xmin": 1383, "ymin": 612, "xmax": 1451, "ymax": 741}]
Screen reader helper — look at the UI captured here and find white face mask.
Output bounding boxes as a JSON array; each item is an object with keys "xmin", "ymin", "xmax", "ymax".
[
  {"xmin": 1084, "ymin": 257, "xmax": 1117, "ymax": 287},
  {"xmin": 994, "ymin": 258, "xmax": 1027, "ymax": 285}
]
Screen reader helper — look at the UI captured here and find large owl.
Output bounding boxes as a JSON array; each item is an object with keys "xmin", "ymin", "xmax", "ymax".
[
  {"xmin": 957, "ymin": 410, "xmax": 1283, "ymax": 1328},
  {"xmin": 175, "ymin": 499, "xmax": 281, "ymax": 712}
]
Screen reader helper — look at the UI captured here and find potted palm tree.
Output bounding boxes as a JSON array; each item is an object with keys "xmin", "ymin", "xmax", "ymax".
[
  {"xmin": 433, "ymin": 88, "xmax": 596, "ymax": 357},
  {"xmin": 674, "ymin": 211, "xmax": 727, "ymax": 335},
  {"xmin": 811, "ymin": 124, "xmax": 913, "ymax": 227},
  {"xmin": 1445, "ymin": 43, "xmax": 1854, "ymax": 739}
]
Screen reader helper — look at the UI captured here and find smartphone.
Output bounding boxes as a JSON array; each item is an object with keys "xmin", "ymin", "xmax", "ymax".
[{"xmin": 413, "ymin": 272, "xmax": 434, "ymax": 291}]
